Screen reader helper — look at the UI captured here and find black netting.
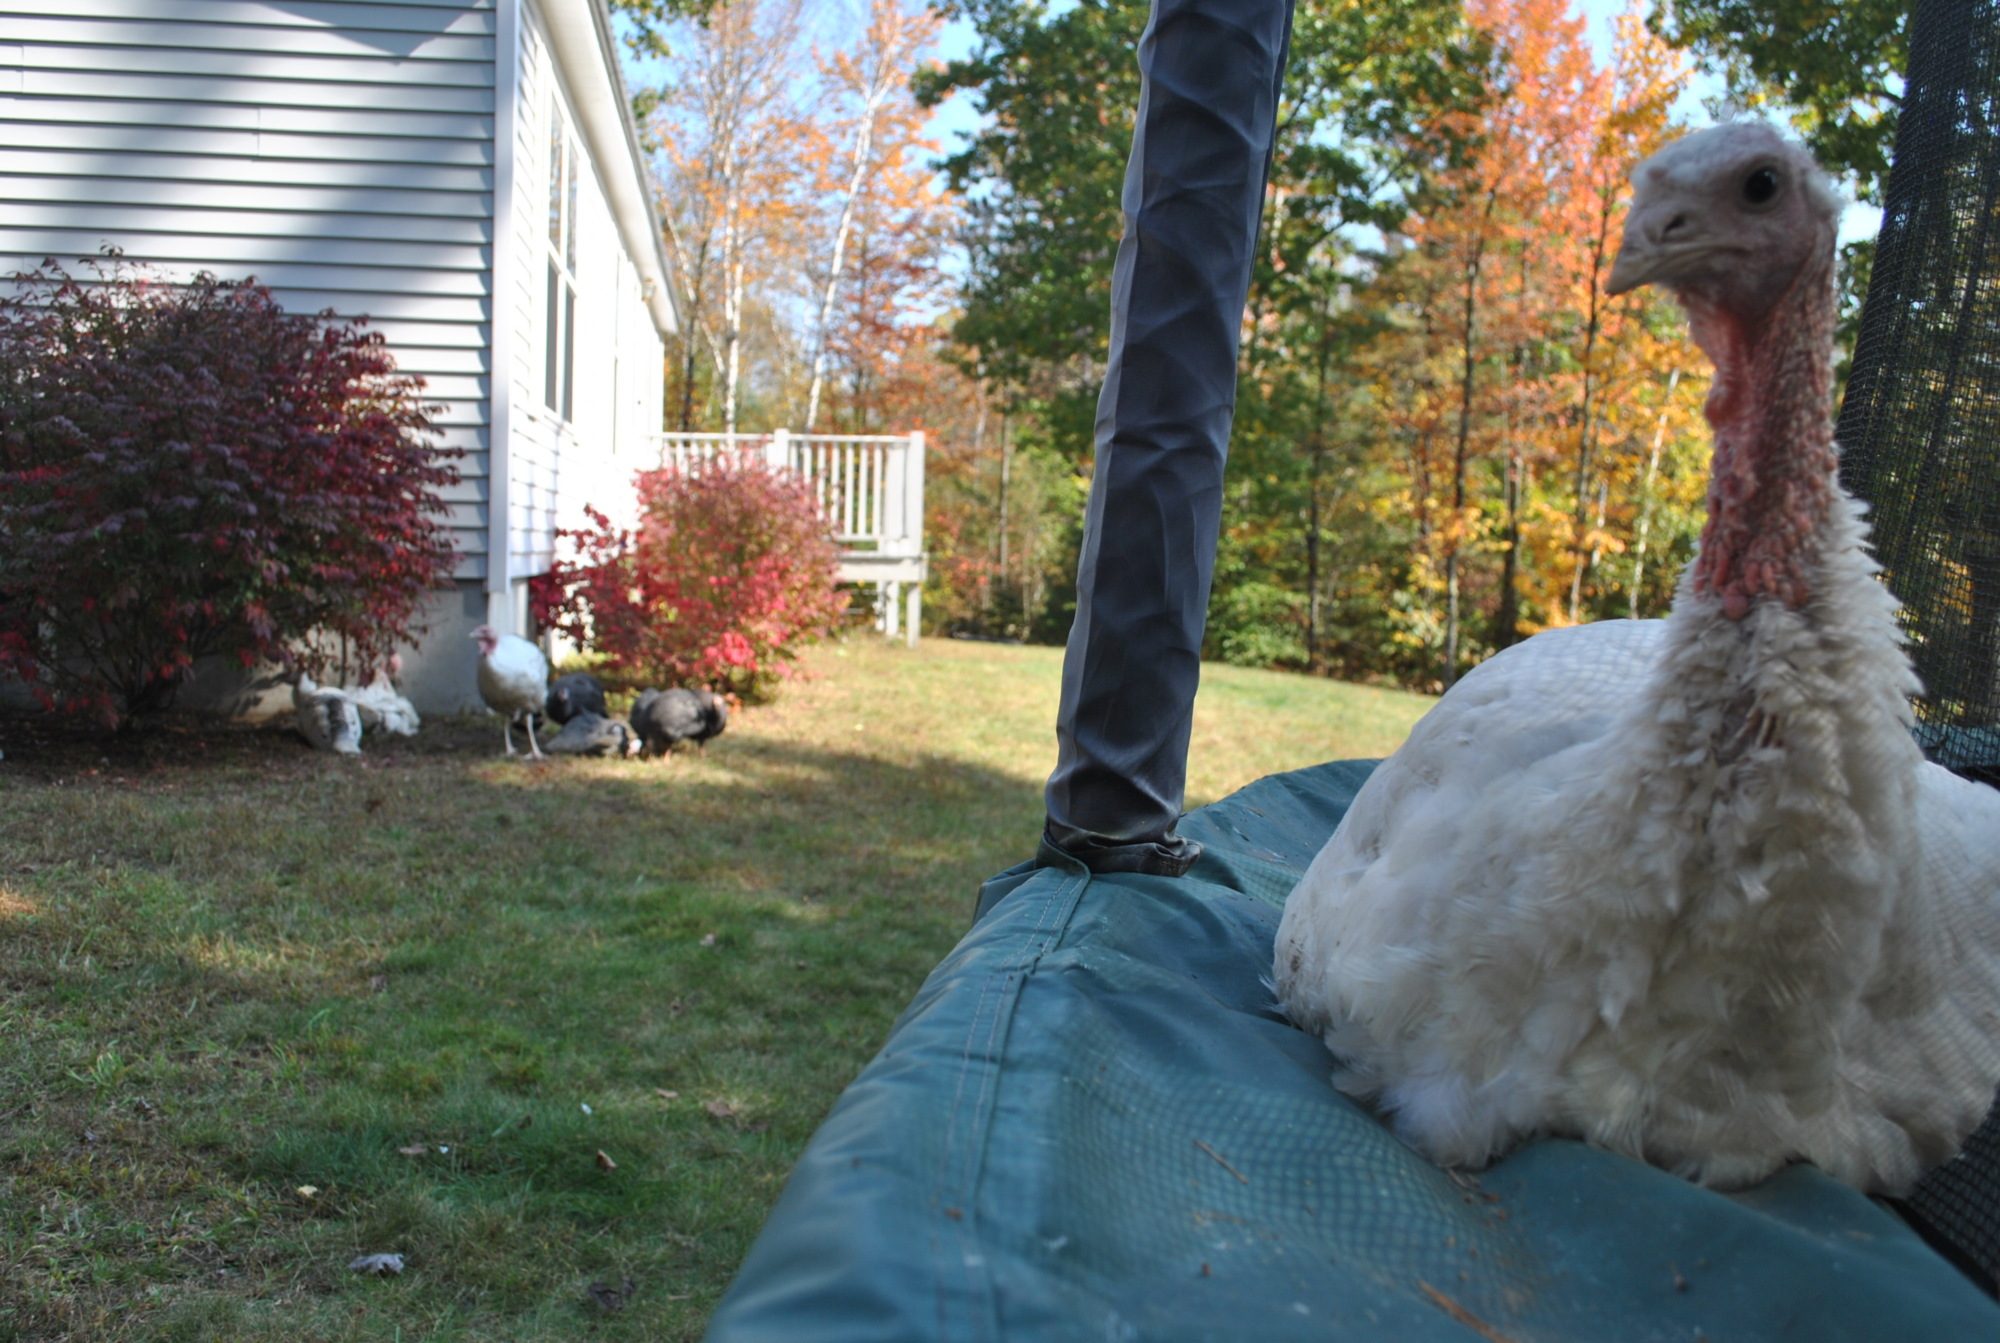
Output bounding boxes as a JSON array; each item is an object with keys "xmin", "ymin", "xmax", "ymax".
[
  {"xmin": 1835, "ymin": 0, "xmax": 2000, "ymax": 1292},
  {"xmin": 1836, "ymin": 0, "xmax": 2000, "ymax": 788}
]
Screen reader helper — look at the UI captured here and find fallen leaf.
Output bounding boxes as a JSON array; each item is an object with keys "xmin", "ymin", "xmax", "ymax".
[
  {"xmin": 397, "ymin": 1143, "xmax": 426, "ymax": 1157},
  {"xmin": 704, "ymin": 1099, "xmax": 740, "ymax": 1122},
  {"xmin": 587, "ymin": 1277, "xmax": 637, "ymax": 1312},
  {"xmin": 349, "ymin": 1252, "xmax": 404, "ymax": 1276},
  {"xmin": 296, "ymin": 1184, "xmax": 320, "ymax": 1199},
  {"xmin": 581, "ymin": 1102, "xmax": 593, "ymax": 1115},
  {"xmin": 699, "ymin": 933, "xmax": 717, "ymax": 948},
  {"xmin": 595, "ymin": 1149, "xmax": 618, "ymax": 1172},
  {"xmin": 655, "ymin": 1088, "xmax": 680, "ymax": 1101},
  {"xmin": 367, "ymin": 974, "xmax": 389, "ymax": 994}
]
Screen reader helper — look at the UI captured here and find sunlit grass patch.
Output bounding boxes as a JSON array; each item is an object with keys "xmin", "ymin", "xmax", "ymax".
[{"xmin": 0, "ymin": 637, "xmax": 1429, "ymax": 1340}]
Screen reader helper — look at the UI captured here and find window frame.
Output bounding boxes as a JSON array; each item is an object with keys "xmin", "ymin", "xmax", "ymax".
[{"xmin": 543, "ymin": 90, "xmax": 580, "ymax": 424}]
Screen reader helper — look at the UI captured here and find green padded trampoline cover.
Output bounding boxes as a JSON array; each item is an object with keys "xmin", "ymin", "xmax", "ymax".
[{"xmin": 706, "ymin": 762, "xmax": 2000, "ymax": 1340}]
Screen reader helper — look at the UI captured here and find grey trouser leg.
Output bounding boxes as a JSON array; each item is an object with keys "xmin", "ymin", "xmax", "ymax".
[{"xmin": 1041, "ymin": 0, "xmax": 1295, "ymax": 876}]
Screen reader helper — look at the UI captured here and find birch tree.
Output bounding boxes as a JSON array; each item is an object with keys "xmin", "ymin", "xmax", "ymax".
[
  {"xmin": 652, "ymin": 0, "xmax": 808, "ymax": 432},
  {"xmin": 803, "ymin": 0, "xmax": 942, "ymax": 430}
]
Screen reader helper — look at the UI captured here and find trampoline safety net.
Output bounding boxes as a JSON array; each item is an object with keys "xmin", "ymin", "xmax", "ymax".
[{"xmin": 1834, "ymin": 0, "xmax": 2000, "ymax": 1290}]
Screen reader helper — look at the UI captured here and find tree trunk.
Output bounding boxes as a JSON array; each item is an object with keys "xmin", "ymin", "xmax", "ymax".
[
  {"xmin": 1627, "ymin": 367, "xmax": 1680, "ymax": 617},
  {"xmin": 804, "ymin": 55, "xmax": 900, "ymax": 429},
  {"xmin": 997, "ymin": 408, "xmax": 1013, "ymax": 605},
  {"xmin": 1493, "ymin": 447, "xmax": 1521, "ymax": 648},
  {"xmin": 1305, "ymin": 283, "xmax": 1334, "ymax": 671},
  {"xmin": 1566, "ymin": 223, "xmax": 1610, "ymax": 623},
  {"xmin": 1443, "ymin": 189, "xmax": 1500, "ymax": 689}
]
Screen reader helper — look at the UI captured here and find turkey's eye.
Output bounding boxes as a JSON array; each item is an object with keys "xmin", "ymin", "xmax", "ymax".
[{"xmin": 1742, "ymin": 167, "xmax": 1781, "ymax": 206}]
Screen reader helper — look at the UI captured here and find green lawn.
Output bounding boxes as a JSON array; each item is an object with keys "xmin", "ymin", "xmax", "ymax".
[{"xmin": 0, "ymin": 638, "xmax": 1430, "ymax": 1341}]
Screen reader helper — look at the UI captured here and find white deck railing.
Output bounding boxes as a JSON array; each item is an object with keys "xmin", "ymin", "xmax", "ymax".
[{"xmin": 645, "ymin": 429, "xmax": 928, "ymax": 641}]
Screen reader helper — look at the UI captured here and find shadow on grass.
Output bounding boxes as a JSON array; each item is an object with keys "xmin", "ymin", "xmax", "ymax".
[{"xmin": 0, "ymin": 720, "xmax": 1049, "ymax": 1341}]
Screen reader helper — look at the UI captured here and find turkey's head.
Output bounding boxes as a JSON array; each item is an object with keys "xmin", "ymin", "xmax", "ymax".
[
  {"xmin": 470, "ymin": 625, "xmax": 499, "ymax": 657},
  {"xmin": 1608, "ymin": 122, "xmax": 1846, "ymax": 621},
  {"xmin": 1606, "ymin": 121, "xmax": 1838, "ymax": 326}
]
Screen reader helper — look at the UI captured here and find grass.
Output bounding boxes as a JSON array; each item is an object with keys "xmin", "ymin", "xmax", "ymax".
[{"xmin": 0, "ymin": 638, "xmax": 1430, "ymax": 1341}]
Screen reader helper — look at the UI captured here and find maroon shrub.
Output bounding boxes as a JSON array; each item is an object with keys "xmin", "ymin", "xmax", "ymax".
[
  {"xmin": 0, "ymin": 252, "xmax": 461, "ymax": 725},
  {"xmin": 531, "ymin": 452, "xmax": 847, "ymax": 699}
]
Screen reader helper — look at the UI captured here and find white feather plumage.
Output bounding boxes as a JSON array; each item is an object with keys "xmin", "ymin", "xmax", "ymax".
[
  {"xmin": 471, "ymin": 625, "xmax": 549, "ymax": 759},
  {"xmin": 346, "ymin": 677, "xmax": 420, "ymax": 737},
  {"xmin": 292, "ymin": 675, "xmax": 363, "ymax": 756},
  {"xmin": 1274, "ymin": 123, "xmax": 2000, "ymax": 1195}
]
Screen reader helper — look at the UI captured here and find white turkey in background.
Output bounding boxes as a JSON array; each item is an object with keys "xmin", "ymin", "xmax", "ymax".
[
  {"xmin": 345, "ymin": 652, "xmax": 420, "ymax": 737},
  {"xmin": 471, "ymin": 624, "xmax": 549, "ymax": 760},
  {"xmin": 1274, "ymin": 122, "xmax": 2000, "ymax": 1197},
  {"xmin": 293, "ymin": 674, "xmax": 362, "ymax": 756}
]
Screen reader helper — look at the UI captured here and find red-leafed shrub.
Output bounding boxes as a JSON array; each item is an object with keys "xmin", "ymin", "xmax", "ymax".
[
  {"xmin": 531, "ymin": 453, "xmax": 847, "ymax": 698},
  {"xmin": 0, "ymin": 252, "xmax": 460, "ymax": 725}
]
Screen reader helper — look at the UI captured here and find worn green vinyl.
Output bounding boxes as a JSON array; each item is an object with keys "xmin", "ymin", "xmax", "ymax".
[{"xmin": 707, "ymin": 761, "xmax": 2000, "ymax": 1340}]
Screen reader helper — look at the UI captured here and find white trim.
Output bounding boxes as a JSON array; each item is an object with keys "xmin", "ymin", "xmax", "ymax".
[
  {"xmin": 540, "ymin": 0, "xmax": 677, "ymax": 338},
  {"xmin": 487, "ymin": 0, "xmax": 522, "ymax": 623}
]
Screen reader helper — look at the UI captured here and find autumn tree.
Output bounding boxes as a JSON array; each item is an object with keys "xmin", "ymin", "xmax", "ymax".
[
  {"xmin": 649, "ymin": 0, "xmax": 810, "ymax": 433},
  {"xmin": 610, "ymin": 0, "xmax": 720, "ymax": 60},
  {"xmin": 1311, "ymin": 0, "xmax": 1710, "ymax": 686},
  {"xmin": 1649, "ymin": 0, "xmax": 1904, "ymax": 201},
  {"xmin": 802, "ymin": 0, "xmax": 948, "ymax": 430}
]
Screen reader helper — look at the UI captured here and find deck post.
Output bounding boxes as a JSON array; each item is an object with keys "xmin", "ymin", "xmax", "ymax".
[{"xmin": 905, "ymin": 431, "xmax": 926, "ymax": 557}]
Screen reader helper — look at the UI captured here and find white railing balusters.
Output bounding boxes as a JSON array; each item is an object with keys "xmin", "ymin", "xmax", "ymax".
[{"xmin": 641, "ymin": 429, "xmax": 928, "ymax": 644}]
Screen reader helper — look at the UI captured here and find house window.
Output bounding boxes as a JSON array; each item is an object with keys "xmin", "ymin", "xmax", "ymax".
[{"xmin": 545, "ymin": 96, "xmax": 579, "ymax": 422}]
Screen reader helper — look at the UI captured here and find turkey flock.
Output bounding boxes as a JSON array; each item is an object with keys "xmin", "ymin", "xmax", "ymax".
[{"xmin": 292, "ymin": 626, "xmax": 729, "ymax": 763}]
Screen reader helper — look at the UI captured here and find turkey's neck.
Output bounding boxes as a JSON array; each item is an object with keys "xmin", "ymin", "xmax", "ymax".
[{"xmin": 1682, "ymin": 254, "xmax": 1840, "ymax": 621}]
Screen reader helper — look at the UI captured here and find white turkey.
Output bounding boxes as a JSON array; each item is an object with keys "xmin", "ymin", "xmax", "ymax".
[
  {"xmin": 1274, "ymin": 122, "xmax": 2000, "ymax": 1197},
  {"xmin": 293, "ymin": 674, "xmax": 362, "ymax": 756},
  {"xmin": 471, "ymin": 624, "xmax": 549, "ymax": 759},
  {"xmin": 345, "ymin": 652, "xmax": 420, "ymax": 737}
]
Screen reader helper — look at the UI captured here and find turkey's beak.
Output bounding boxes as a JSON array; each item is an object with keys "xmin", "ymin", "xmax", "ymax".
[{"xmin": 1607, "ymin": 198, "xmax": 1714, "ymax": 296}]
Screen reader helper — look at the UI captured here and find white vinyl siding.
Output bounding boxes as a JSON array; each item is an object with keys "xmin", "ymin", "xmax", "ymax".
[
  {"xmin": 506, "ymin": 0, "xmax": 663, "ymax": 579},
  {"xmin": 0, "ymin": 0, "xmax": 499, "ymax": 581},
  {"xmin": 1, "ymin": 0, "xmax": 669, "ymax": 609}
]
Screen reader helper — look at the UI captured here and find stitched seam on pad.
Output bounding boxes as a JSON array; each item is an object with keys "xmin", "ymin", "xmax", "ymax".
[{"xmin": 934, "ymin": 864, "xmax": 1088, "ymax": 1341}]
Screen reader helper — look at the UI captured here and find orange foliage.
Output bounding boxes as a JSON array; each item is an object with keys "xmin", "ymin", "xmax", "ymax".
[{"xmin": 1370, "ymin": 0, "xmax": 1709, "ymax": 678}]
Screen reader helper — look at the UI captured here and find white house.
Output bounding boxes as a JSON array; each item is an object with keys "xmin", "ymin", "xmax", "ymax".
[{"xmin": 0, "ymin": 0, "xmax": 675, "ymax": 711}]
